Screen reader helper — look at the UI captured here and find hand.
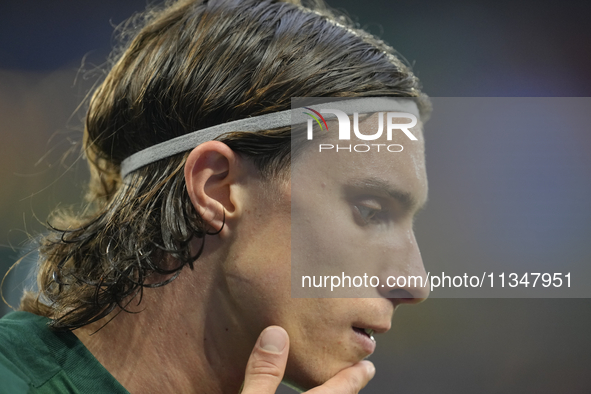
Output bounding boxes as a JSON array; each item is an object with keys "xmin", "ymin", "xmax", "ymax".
[{"xmin": 241, "ymin": 326, "xmax": 376, "ymax": 393}]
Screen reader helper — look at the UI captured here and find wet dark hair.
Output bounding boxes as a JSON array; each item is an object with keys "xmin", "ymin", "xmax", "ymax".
[{"xmin": 19, "ymin": 0, "xmax": 427, "ymax": 329}]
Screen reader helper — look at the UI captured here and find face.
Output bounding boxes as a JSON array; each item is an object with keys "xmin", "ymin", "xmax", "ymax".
[{"xmin": 222, "ymin": 112, "xmax": 429, "ymax": 390}]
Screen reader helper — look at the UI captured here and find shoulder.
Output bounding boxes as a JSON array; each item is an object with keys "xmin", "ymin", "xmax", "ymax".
[
  {"xmin": 0, "ymin": 311, "xmax": 62, "ymax": 392},
  {"xmin": 0, "ymin": 351, "xmax": 31, "ymax": 393},
  {"xmin": 0, "ymin": 311, "xmax": 130, "ymax": 394}
]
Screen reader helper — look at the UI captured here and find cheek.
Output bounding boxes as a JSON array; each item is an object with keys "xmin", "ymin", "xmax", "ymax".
[
  {"xmin": 223, "ymin": 211, "xmax": 293, "ymax": 327},
  {"xmin": 293, "ymin": 201, "xmax": 403, "ymax": 285},
  {"xmin": 230, "ymin": 185, "xmax": 294, "ymax": 296},
  {"xmin": 231, "ymin": 184, "xmax": 292, "ymax": 279}
]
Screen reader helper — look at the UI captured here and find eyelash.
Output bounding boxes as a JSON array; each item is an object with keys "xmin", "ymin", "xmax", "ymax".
[{"xmin": 354, "ymin": 204, "xmax": 388, "ymax": 224}]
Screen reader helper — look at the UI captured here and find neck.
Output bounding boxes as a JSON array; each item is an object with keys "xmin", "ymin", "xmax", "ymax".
[{"xmin": 74, "ymin": 253, "xmax": 253, "ymax": 394}]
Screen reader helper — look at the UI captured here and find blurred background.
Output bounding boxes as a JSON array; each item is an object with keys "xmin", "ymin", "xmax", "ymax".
[{"xmin": 0, "ymin": 0, "xmax": 590, "ymax": 392}]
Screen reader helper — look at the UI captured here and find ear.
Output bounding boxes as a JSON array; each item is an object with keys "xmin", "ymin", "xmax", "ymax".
[{"xmin": 184, "ymin": 141, "xmax": 242, "ymax": 235}]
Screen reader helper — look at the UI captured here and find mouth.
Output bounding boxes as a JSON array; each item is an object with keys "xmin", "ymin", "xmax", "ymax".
[{"xmin": 352, "ymin": 326, "xmax": 375, "ymax": 342}]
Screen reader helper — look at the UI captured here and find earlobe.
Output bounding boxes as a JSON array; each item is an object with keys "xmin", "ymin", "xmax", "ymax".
[{"xmin": 184, "ymin": 141, "xmax": 239, "ymax": 234}]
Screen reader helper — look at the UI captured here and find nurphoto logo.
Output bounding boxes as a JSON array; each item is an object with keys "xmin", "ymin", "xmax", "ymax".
[{"xmin": 303, "ymin": 108, "xmax": 418, "ymax": 153}]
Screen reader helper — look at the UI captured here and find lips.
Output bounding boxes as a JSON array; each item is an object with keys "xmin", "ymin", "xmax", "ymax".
[
  {"xmin": 350, "ymin": 317, "xmax": 391, "ymax": 355},
  {"xmin": 351, "ymin": 326, "xmax": 377, "ymax": 355},
  {"xmin": 352, "ymin": 326, "xmax": 375, "ymax": 341}
]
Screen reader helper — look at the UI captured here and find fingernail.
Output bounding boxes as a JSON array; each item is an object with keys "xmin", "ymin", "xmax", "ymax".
[{"xmin": 259, "ymin": 327, "xmax": 287, "ymax": 354}]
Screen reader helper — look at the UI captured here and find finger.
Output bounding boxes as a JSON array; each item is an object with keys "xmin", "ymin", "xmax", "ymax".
[
  {"xmin": 241, "ymin": 326, "xmax": 290, "ymax": 394},
  {"xmin": 306, "ymin": 360, "xmax": 376, "ymax": 394}
]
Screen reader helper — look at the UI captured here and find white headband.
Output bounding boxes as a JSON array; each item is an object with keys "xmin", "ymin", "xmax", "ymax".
[{"xmin": 120, "ymin": 97, "xmax": 420, "ymax": 178}]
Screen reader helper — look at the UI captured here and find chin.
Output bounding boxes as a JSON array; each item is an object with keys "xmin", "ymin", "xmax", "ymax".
[
  {"xmin": 283, "ymin": 354, "xmax": 354, "ymax": 392},
  {"xmin": 282, "ymin": 373, "xmax": 327, "ymax": 392}
]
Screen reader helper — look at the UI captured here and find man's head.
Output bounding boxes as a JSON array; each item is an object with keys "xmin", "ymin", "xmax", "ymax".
[
  {"xmin": 22, "ymin": 0, "xmax": 429, "ymax": 390},
  {"xmin": 180, "ymin": 109, "xmax": 429, "ymax": 389}
]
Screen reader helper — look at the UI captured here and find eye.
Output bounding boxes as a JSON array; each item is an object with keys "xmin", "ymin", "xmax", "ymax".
[
  {"xmin": 353, "ymin": 200, "xmax": 387, "ymax": 225},
  {"xmin": 356, "ymin": 205, "xmax": 378, "ymax": 221}
]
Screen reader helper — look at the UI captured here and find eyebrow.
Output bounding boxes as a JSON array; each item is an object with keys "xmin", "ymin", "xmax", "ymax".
[{"xmin": 346, "ymin": 177, "xmax": 428, "ymax": 214}]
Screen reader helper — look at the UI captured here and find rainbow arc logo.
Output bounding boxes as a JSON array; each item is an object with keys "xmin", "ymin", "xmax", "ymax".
[{"xmin": 303, "ymin": 107, "xmax": 328, "ymax": 131}]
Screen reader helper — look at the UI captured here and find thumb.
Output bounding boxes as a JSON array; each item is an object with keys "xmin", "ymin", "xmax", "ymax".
[{"xmin": 241, "ymin": 326, "xmax": 290, "ymax": 394}]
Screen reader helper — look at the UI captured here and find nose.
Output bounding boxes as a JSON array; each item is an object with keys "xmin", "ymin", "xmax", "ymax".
[{"xmin": 376, "ymin": 230, "xmax": 430, "ymax": 304}]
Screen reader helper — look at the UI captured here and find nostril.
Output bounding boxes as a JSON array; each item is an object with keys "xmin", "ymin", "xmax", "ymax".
[
  {"xmin": 386, "ymin": 289, "xmax": 414, "ymax": 300},
  {"xmin": 377, "ymin": 273, "xmax": 431, "ymax": 302},
  {"xmin": 381, "ymin": 287, "xmax": 428, "ymax": 305}
]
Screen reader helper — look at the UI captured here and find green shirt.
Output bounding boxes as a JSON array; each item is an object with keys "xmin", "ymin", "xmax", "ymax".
[{"xmin": 0, "ymin": 311, "xmax": 129, "ymax": 394}]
